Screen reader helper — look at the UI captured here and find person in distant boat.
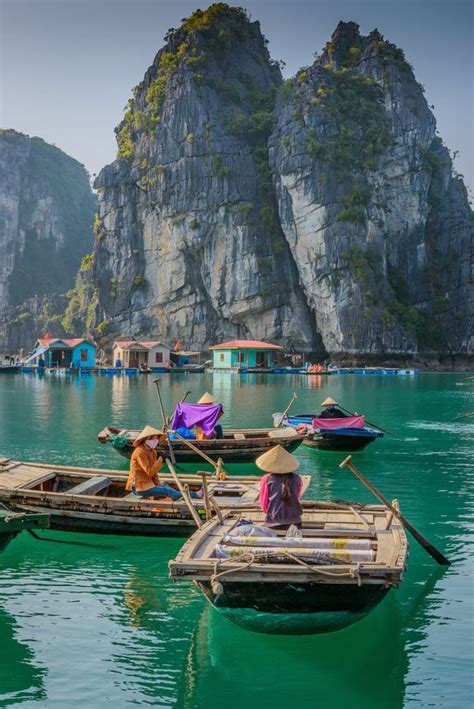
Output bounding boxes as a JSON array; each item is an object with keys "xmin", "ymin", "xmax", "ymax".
[
  {"xmin": 195, "ymin": 392, "xmax": 224, "ymax": 439},
  {"xmin": 126, "ymin": 425, "xmax": 198, "ymax": 501},
  {"xmin": 257, "ymin": 445, "xmax": 303, "ymax": 530},
  {"xmin": 317, "ymin": 397, "xmax": 347, "ymax": 419}
]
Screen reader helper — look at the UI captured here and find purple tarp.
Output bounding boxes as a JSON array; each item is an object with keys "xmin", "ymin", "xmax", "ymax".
[{"xmin": 171, "ymin": 402, "xmax": 223, "ymax": 437}]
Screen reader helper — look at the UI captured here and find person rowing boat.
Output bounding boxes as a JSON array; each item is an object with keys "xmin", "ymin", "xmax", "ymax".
[{"xmin": 317, "ymin": 397, "xmax": 348, "ymax": 419}]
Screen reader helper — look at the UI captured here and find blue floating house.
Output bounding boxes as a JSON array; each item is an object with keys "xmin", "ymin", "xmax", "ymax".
[
  {"xmin": 27, "ymin": 337, "xmax": 96, "ymax": 369},
  {"xmin": 210, "ymin": 339, "xmax": 282, "ymax": 371}
]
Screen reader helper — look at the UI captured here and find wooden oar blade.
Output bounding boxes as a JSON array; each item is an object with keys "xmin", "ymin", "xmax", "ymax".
[{"xmin": 339, "ymin": 456, "xmax": 451, "ymax": 566}]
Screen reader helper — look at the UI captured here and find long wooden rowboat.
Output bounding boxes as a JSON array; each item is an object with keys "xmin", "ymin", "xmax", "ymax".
[
  {"xmin": 169, "ymin": 502, "xmax": 408, "ymax": 634},
  {"xmin": 0, "ymin": 458, "xmax": 310, "ymax": 538},
  {"xmin": 0, "ymin": 506, "xmax": 49, "ymax": 552},
  {"xmin": 97, "ymin": 426, "xmax": 305, "ymax": 462},
  {"xmin": 273, "ymin": 413, "xmax": 383, "ymax": 452}
]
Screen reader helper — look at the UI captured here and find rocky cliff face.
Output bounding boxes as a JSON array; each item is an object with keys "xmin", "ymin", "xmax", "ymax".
[
  {"xmin": 0, "ymin": 130, "xmax": 96, "ymax": 350},
  {"xmin": 89, "ymin": 7, "xmax": 472, "ymax": 356},
  {"xmin": 270, "ymin": 21, "xmax": 473, "ymax": 355}
]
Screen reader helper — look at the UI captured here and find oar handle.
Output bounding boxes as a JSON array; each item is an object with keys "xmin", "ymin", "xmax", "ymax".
[
  {"xmin": 339, "ymin": 456, "xmax": 450, "ymax": 566},
  {"xmin": 276, "ymin": 392, "xmax": 298, "ymax": 428}
]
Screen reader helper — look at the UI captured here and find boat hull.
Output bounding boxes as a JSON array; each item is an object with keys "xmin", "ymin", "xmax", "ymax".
[
  {"xmin": 9, "ymin": 503, "xmax": 197, "ymax": 537},
  {"xmin": 0, "ymin": 509, "xmax": 49, "ymax": 552},
  {"xmin": 303, "ymin": 433, "xmax": 378, "ymax": 452},
  {"xmin": 101, "ymin": 429, "xmax": 304, "ymax": 462},
  {"xmin": 197, "ymin": 580, "xmax": 390, "ymax": 634}
]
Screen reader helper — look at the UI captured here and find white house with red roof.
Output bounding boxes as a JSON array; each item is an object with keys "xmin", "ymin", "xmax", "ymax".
[
  {"xmin": 209, "ymin": 339, "xmax": 282, "ymax": 370},
  {"xmin": 112, "ymin": 340, "xmax": 171, "ymax": 369},
  {"xmin": 28, "ymin": 336, "xmax": 96, "ymax": 369}
]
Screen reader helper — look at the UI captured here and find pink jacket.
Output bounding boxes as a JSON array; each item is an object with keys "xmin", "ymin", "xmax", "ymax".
[{"xmin": 259, "ymin": 473, "xmax": 303, "ymax": 512}]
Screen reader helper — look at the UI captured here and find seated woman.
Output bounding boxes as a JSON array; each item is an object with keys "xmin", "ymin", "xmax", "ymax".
[
  {"xmin": 126, "ymin": 425, "xmax": 199, "ymax": 500},
  {"xmin": 195, "ymin": 392, "xmax": 224, "ymax": 439},
  {"xmin": 317, "ymin": 396, "xmax": 347, "ymax": 419},
  {"xmin": 256, "ymin": 445, "xmax": 304, "ymax": 530}
]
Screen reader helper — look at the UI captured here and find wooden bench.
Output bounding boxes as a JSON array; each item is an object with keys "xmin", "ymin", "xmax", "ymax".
[
  {"xmin": 67, "ymin": 476, "xmax": 111, "ymax": 496},
  {"xmin": 233, "ymin": 433, "xmax": 246, "ymax": 440}
]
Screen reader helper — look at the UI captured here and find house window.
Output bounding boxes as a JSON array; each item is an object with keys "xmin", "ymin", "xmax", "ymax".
[
  {"xmin": 155, "ymin": 352, "xmax": 163, "ymax": 363},
  {"xmin": 80, "ymin": 349, "xmax": 88, "ymax": 361},
  {"xmin": 220, "ymin": 353, "xmax": 225, "ymax": 362}
]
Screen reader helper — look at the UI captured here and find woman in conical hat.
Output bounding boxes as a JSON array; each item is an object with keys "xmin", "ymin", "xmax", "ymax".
[
  {"xmin": 126, "ymin": 425, "xmax": 201, "ymax": 500},
  {"xmin": 195, "ymin": 392, "xmax": 224, "ymax": 440},
  {"xmin": 256, "ymin": 445, "xmax": 303, "ymax": 530},
  {"xmin": 318, "ymin": 397, "xmax": 346, "ymax": 419},
  {"xmin": 197, "ymin": 392, "xmax": 215, "ymax": 404}
]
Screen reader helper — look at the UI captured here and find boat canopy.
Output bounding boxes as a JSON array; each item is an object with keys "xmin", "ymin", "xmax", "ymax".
[{"xmin": 171, "ymin": 402, "xmax": 223, "ymax": 437}]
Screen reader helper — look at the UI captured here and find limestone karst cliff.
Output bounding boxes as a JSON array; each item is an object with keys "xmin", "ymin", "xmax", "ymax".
[
  {"xmin": 0, "ymin": 130, "xmax": 96, "ymax": 350},
  {"xmin": 270, "ymin": 21, "xmax": 473, "ymax": 355},
  {"xmin": 3, "ymin": 5, "xmax": 472, "ymax": 358},
  {"xmin": 87, "ymin": 6, "xmax": 472, "ymax": 356}
]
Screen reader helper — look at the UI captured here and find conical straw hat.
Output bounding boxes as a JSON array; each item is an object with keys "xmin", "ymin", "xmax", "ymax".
[
  {"xmin": 255, "ymin": 445, "xmax": 300, "ymax": 474},
  {"xmin": 198, "ymin": 392, "xmax": 215, "ymax": 404},
  {"xmin": 321, "ymin": 397, "xmax": 338, "ymax": 406},
  {"xmin": 133, "ymin": 425, "xmax": 163, "ymax": 447}
]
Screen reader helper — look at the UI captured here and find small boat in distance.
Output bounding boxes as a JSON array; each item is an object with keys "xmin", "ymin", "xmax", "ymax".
[
  {"xmin": 98, "ymin": 426, "xmax": 305, "ymax": 462},
  {"xmin": 0, "ymin": 457, "xmax": 311, "ymax": 537},
  {"xmin": 169, "ymin": 501, "xmax": 408, "ymax": 634},
  {"xmin": 273, "ymin": 397, "xmax": 384, "ymax": 452}
]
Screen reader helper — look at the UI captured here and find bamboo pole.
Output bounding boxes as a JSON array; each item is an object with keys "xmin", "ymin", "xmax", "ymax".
[
  {"xmin": 165, "ymin": 459, "xmax": 203, "ymax": 528},
  {"xmin": 339, "ymin": 455, "xmax": 451, "ymax": 566},
  {"xmin": 168, "ymin": 429, "xmax": 230, "ymax": 476}
]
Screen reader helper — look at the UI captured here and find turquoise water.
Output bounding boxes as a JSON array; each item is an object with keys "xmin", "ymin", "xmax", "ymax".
[{"xmin": 0, "ymin": 372, "xmax": 472, "ymax": 708}]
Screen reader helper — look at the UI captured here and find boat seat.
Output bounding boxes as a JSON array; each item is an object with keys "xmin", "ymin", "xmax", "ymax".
[
  {"xmin": 233, "ymin": 433, "xmax": 246, "ymax": 440},
  {"xmin": 67, "ymin": 476, "xmax": 111, "ymax": 496}
]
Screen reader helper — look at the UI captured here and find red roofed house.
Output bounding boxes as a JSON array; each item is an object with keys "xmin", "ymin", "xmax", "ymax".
[
  {"xmin": 112, "ymin": 340, "xmax": 171, "ymax": 369},
  {"xmin": 209, "ymin": 339, "xmax": 282, "ymax": 371},
  {"xmin": 29, "ymin": 336, "xmax": 96, "ymax": 368}
]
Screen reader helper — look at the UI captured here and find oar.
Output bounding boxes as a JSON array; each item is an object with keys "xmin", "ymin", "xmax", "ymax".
[
  {"xmin": 275, "ymin": 392, "xmax": 298, "ymax": 428},
  {"xmin": 168, "ymin": 429, "xmax": 230, "ymax": 477},
  {"xmin": 152, "ymin": 378, "xmax": 180, "ymax": 467},
  {"xmin": 181, "ymin": 390, "xmax": 192, "ymax": 404},
  {"xmin": 338, "ymin": 404, "xmax": 402, "ymax": 440},
  {"xmin": 165, "ymin": 459, "xmax": 203, "ymax": 528},
  {"xmin": 452, "ymin": 412, "xmax": 474, "ymax": 421},
  {"xmin": 166, "ymin": 447, "xmax": 224, "ymax": 523},
  {"xmin": 339, "ymin": 456, "xmax": 451, "ymax": 566}
]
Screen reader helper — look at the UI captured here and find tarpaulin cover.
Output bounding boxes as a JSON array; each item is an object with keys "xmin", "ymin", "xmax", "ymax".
[
  {"xmin": 171, "ymin": 403, "xmax": 223, "ymax": 437},
  {"xmin": 312, "ymin": 415, "xmax": 365, "ymax": 430},
  {"xmin": 22, "ymin": 345, "xmax": 48, "ymax": 364}
]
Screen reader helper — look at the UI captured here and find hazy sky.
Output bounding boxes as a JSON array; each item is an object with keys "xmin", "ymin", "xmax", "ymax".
[{"xmin": 1, "ymin": 0, "xmax": 473, "ymax": 194}]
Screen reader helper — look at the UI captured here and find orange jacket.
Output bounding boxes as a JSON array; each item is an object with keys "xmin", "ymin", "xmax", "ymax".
[{"xmin": 126, "ymin": 443, "xmax": 164, "ymax": 492}]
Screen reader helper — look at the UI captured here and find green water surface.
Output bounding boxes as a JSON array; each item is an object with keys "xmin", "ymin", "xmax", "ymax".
[{"xmin": 0, "ymin": 372, "xmax": 472, "ymax": 708}]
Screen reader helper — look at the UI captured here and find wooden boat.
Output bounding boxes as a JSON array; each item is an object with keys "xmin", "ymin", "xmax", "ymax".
[
  {"xmin": 273, "ymin": 413, "xmax": 383, "ymax": 452},
  {"xmin": 169, "ymin": 501, "xmax": 408, "ymax": 634},
  {"xmin": 0, "ymin": 364, "xmax": 20, "ymax": 373},
  {"xmin": 0, "ymin": 457, "xmax": 311, "ymax": 538},
  {"xmin": 97, "ymin": 426, "xmax": 305, "ymax": 462},
  {"xmin": 0, "ymin": 506, "xmax": 49, "ymax": 552},
  {"xmin": 169, "ymin": 364, "xmax": 206, "ymax": 373}
]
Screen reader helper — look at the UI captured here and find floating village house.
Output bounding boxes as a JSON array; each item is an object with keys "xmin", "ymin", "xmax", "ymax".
[
  {"xmin": 210, "ymin": 339, "xmax": 282, "ymax": 370},
  {"xmin": 112, "ymin": 340, "xmax": 171, "ymax": 369},
  {"xmin": 28, "ymin": 337, "xmax": 96, "ymax": 368}
]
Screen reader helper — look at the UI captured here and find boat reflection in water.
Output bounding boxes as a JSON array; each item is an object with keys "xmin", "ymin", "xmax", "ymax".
[{"xmin": 178, "ymin": 595, "xmax": 409, "ymax": 709}]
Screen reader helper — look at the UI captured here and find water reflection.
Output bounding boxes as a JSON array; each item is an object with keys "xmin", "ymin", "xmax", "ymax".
[
  {"xmin": 0, "ymin": 603, "xmax": 46, "ymax": 705},
  {"xmin": 178, "ymin": 595, "xmax": 408, "ymax": 709}
]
